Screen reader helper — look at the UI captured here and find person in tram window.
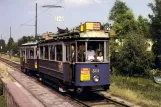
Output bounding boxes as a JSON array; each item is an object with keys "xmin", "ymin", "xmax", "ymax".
[
  {"xmin": 71, "ymin": 45, "xmax": 75, "ymax": 63},
  {"xmin": 86, "ymin": 46, "xmax": 96, "ymax": 61},
  {"xmin": 30, "ymin": 51, "xmax": 34, "ymax": 59},
  {"xmin": 97, "ymin": 51, "xmax": 103, "ymax": 62}
]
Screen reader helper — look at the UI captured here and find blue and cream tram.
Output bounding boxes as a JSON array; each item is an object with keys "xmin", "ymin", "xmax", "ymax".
[
  {"xmin": 37, "ymin": 22, "xmax": 110, "ymax": 94},
  {"xmin": 20, "ymin": 42, "xmax": 38, "ymax": 75}
]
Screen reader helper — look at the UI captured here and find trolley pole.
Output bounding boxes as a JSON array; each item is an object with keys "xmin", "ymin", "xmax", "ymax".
[{"xmin": 35, "ymin": 3, "xmax": 37, "ymax": 37}]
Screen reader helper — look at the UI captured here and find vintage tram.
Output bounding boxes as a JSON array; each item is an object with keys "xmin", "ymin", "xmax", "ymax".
[
  {"xmin": 20, "ymin": 42, "xmax": 38, "ymax": 75},
  {"xmin": 20, "ymin": 22, "xmax": 110, "ymax": 94}
]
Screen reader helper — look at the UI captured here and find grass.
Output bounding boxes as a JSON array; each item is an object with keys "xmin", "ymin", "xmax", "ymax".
[
  {"xmin": 0, "ymin": 82, "xmax": 7, "ymax": 107},
  {"xmin": 1, "ymin": 54, "xmax": 20, "ymax": 63},
  {"xmin": 0, "ymin": 96, "xmax": 7, "ymax": 107},
  {"xmin": 109, "ymin": 75, "xmax": 161, "ymax": 107}
]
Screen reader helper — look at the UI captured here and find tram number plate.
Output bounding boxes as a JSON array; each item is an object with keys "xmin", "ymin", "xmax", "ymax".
[{"xmin": 80, "ymin": 68, "xmax": 90, "ymax": 81}]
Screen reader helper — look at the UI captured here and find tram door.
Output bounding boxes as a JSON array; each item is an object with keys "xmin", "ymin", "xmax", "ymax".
[
  {"xmin": 71, "ymin": 44, "xmax": 76, "ymax": 82},
  {"xmin": 66, "ymin": 43, "xmax": 76, "ymax": 83}
]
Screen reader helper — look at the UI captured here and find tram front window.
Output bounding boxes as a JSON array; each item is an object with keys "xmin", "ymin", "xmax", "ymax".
[{"xmin": 87, "ymin": 41, "xmax": 104, "ymax": 62}]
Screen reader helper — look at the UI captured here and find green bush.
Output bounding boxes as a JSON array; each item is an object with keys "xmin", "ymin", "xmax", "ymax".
[{"xmin": 111, "ymin": 31, "xmax": 154, "ymax": 76}]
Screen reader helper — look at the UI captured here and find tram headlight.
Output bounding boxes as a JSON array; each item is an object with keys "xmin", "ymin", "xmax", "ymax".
[{"xmin": 93, "ymin": 75, "xmax": 100, "ymax": 83}]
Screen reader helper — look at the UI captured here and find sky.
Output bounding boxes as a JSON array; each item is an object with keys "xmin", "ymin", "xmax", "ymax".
[{"xmin": 0, "ymin": 0, "xmax": 154, "ymax": 43}]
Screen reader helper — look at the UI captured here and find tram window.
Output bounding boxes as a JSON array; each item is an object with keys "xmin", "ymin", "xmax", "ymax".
[
  {"xmin": 40, "ymin": 46, "xmax": 43, "ymax": 59},
  {"xmin": 29, "ymin": 49, "xmax": 34, "ymax": 59},
  {"xmin": 86, "ymin": 41, "xmax": 104, "ymax": 62},
  {"xmin": 50, "ymin": 45, "xmax": 55, "ymax": 60},
  {"xmin": 66, "ymin": 45, "xmax": 70, "ymax": 61},
  {"xmin": 44, "ymin": 46, "xmax": 49, "ymax": 59},
  {"xmin": 20, "ymin": 49, "xmax": 25, "ymax": 57},
  {"xmin": 71, "ymin": 44, "xmax": 76, "ymax": 62},
  {"xmin": 77, "ymin": 41, "xmax": 85, "ymax": 62},
  {"xmin": 22, "ymin": 50, "xmax": 25, "ymax": 57},
  {"xmin": 56, "ymin": 45, "xmax": 62, "ymax": 61},
  {"xmin": 26, "ymin": 49, "xmax": 29, "ymax": 59},
  {"xmin": 106, "ymin": 41, "xmax": 110, "ymax": 62}
]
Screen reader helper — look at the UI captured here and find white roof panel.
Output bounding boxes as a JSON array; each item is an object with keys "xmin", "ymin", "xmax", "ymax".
[
  {"xmin": 79, "ymin": 31, "xmax": 109, "ymax": 38},
  {"xmin": 21, "ymin": 41, "xmax": 38, "ymax": 46}
]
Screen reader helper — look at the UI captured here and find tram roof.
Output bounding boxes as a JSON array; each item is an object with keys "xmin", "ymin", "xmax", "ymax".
[
  {"xmin": 38, "ymin": 30, "xmax": 110, "ymax": 44},
  {"xmin": 52, "ymin": 30, "xmax": 109, "ymax": 40},
  {"xmin": 21, "ymin": 41, "xmax": 38, "ymax": 46}
]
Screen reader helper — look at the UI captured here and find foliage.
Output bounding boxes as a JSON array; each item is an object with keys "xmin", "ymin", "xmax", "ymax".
[
  {"xmin": 112, "ymin": 32, "xmax": 154, "ymax": 76},
  {"xmin": 148, "ymin": 0, "xmax": 161, "ymax": 69},
  {"xmin": 109, "ymin": 0, "xmax": 130, "ymax": 21},
  {"xmin": 137, "ymin": 15, "xmax": 150, "ymax": 38},
  {"xmin": 110, "ymin": 75, "xmax": 161, "ymax": 107},
  {"xmin": 109, "ymin": 0, "xmax": 138, "ymax": 37},
  {"xmin": 7, "ymin": 37, "xmax": 14, "ymax": 50},
  {"xmin": 109, "ymin": 0, "xmax": 154, "ymax": 76},
  {"xmin": 0, "ymin": 39, "xmax": 6, "ymax": 52},
  {"xmin": 6, "ymin": 35, "xmax": 41, "ymax": 55},
  {"xmin": 17, "ymin": 35, "xmax": 41, "ymax": 47}
]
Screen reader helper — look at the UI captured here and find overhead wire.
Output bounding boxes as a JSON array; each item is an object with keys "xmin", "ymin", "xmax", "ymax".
[
  {"xmin": 15, "ymin": 0, "xmax": 64, "ymax": 38},
  {"xmin": 20, "ymin": 0, "xmax": 63, "ymax": 27},
  {"xmin": 1, "ymin": 0, "xmax": 64, "ymax": 41}
]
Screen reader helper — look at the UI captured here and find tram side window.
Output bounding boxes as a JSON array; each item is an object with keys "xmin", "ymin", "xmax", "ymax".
[
  {"xmin": 50, "ymin": 45, "xmax": 55, "ymax": 60},
  {"xmin": 86, "ymin": 41, "xmax": 104, "ymax": 62},
  {"xmin": 22, "ymin": 50, "xmax": 25, "ymax": 57},
  {"xmin": 40, "ymin": 46, "xmax": 43, "ymax": 59},
  {"xmin": 26, "ymin": 49, "xmax": 29, "ymax": 59},
  {"xmin": 56, "ymin": 45, "xmax": 62, "ymax": 61},
  {"xmin": 20, "ymin": 49, "xmax": 25, "ymax": 57},
  {"xmin": 29, "ymin": 49, "xmax": 34, "ymax": 59},
  {"xmin": 106, "ymin": 41, "xmax": 110, "ymax": 62},
  {"xmin": 77, "ymin": 41, "xmax": 85, "ymax": 62},
  {"xmin": 44, "ymin": 46, "xmax": 49, "ymax": 59},
  {"xmin": 66, "ymin": 45, "xmax": 70, "ymax": 62}
]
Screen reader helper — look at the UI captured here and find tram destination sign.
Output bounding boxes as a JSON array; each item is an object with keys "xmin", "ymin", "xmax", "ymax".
[{"xmin": 85, "ymin": 22, "xmax": 101, "ymax": 31}]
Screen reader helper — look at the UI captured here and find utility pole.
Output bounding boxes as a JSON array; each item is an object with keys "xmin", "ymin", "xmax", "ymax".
[
  {"xmin": 9, "ymin": 26, "xmax": 11, "ymax": 59},
  {"xmin": 35, "ymin": 3, "xmax": 37, "ymax": 37}
]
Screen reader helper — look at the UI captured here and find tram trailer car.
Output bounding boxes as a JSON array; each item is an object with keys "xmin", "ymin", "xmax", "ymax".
[
  {"xmin": 20, "ymin": 42, "xmax": 38, "ymax": 75},
  {"xmin": 37, "ymin": 22, "xmax": 110, "ymax": 94}
]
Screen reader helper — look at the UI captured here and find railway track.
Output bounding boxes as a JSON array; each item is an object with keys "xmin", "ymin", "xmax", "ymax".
[{"xmin": 0, "ymin": 57, "xmax": 137, "ymax": 107}]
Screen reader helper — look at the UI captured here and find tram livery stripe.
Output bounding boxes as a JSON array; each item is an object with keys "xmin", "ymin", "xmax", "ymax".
[{"xmin": 39, "ymin": 65, "xmax": 63, "ymax": 73}]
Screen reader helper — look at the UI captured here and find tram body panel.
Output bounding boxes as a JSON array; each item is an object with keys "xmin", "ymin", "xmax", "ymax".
[
  {"xmin": 75, "ymin": 63, "xmax": 110, "ymax": 86},
  {"xmin": 25, "ymin": 59, "xmax": 38, "ymax": 71},
  {"xmin": 38, "ymin": 59, "xmax": 63, "ymax": 80}
]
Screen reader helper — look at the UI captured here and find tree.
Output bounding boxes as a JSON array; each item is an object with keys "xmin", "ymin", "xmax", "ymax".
[
  {"xmin": 109, "ymin": 0, "xmax": 130, "ymax": 21},
  {"xmin": 114, "ymin": 32, "xmax": 154, "ymax": 76},
  {"xmin": 109, "ymin": 0, "xmax": 137, "ymax": 37},
  {"xmin": 148, "ymin": 0, "xmax": 161, "ymax": 69},
  {"xmin": 137, "ymin": 15, "xmax": 150, "ymax": 38},
  {"xmin": 12, "ymin": 42, "xmax": 18, "ymax": 55},
  {"xmin": 0, "ymin": 39, "xmax": 6, "ymax": 52},
  {"xmin": 7, "ymin": 37, "xmax": 14, "ymax": 50},
  {"xmin": 17, "ymin": 35, "xmax": 41, "ymax": 47}
]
